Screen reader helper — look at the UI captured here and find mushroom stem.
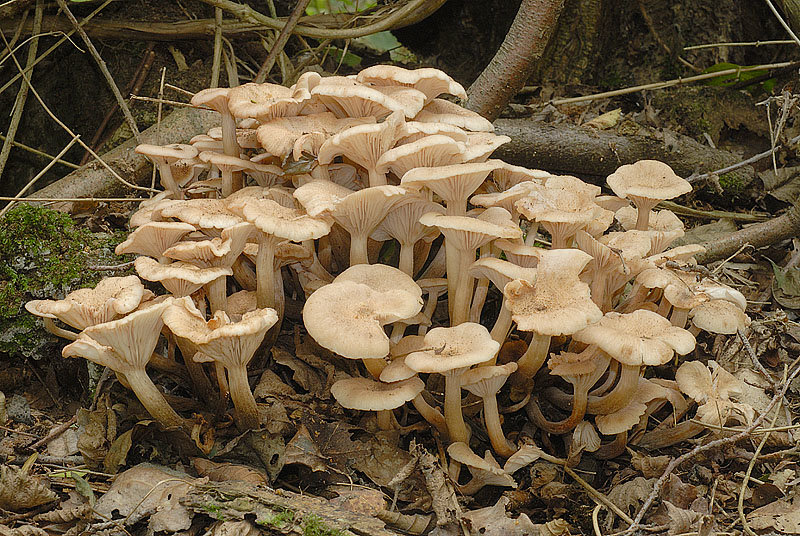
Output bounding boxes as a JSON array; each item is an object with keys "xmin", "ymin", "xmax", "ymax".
[
  {"xmin": 232, "ymin": 257, "xmax": 257, "ymax": 290},
  {"xmin": 368, "ymin": 168, "xmax": 387, "ymax": 187},
  {"xmin": 377, "ymin": 410, "xmax": 398, "ymax": 431},
  {"xmin": 125, "ymin": 368, "xmax": 188, "ymax": 431},
  {"xmin": 205, "ymin": 277, "xmax": 228, "ymax": 314},
  {"xmin": 398, "ymin": 242, "xmax": 415, "ymax": 276},
  {"xmin": 444, "ymin": 241, "xmax": 462, "ymax": 322},
  {"xmin": 255, "ymin": 236, "xmax": 278, "ymax": 309},
  {"xmin": 418, "ymin": 288, "xmax": 441, "ymax": 337},
  {"xmin": 586, "ymin": 364, "xmax": 640, "ymax": 415},
  {"xmin": 510, "ymin": 333, "xmax": 551, "ymax": 400},
  {"xmin": 42, "ymin": 318, "xmax": 79, "ymax": 341},
  {"xmin": 175, "ymin": 338, "xmax": 217, "ymax": 405},
  {"xmin": 524, "ymin": 222, "xmax": 539, "ymax": 246},
  {"xmin": 482, "ymin": 393, "xmax": 517, "ymax": 457},
  {"xmin": 451, "ymin": 246, "xmax": 477, "ymax": 325},
  {"xmin": 489, "ymin": 302, "xmax": 513, "ymax": 347},
  {"xmin": 412, "ymin": 393, "xmax": 448, "ymax": 438},
  {"xmin": 227, "ymin": 364, "xmax": 260, "ymax": 431},
  {"xmin": 526, "ymin": 390, "xmax": 588, "ymax": 435},
  {"xmin": 148, "ymin": 352, "xmax": 188, "ymax": 380},
  {"xmin": 220, "ymin": 110, "xmax": 240, "ymax": 158},
  {"xmin": 670, "ymin": 307, "xmax": 689, "ymax": 328},
  {"xmin": 595, "ymin": 431, "xmax": 628, "ymax": 459},
  {"xmin": 350, "ymin": 232, "xmax": 370, "ymax": 266},
  {"xmin": 630, "ymin": 196, "xmax": 659, "ymax": 231},
  {"xmin": 362, "ymin": 358, "xmax": 386, "ymax": 379},
  {"xmin": 155, "ymin": 162, "xmax": 183, "ymax": 199},
  {"xmin": 444, "ymin": 369, "xmax": 469, "ymax": 444}
]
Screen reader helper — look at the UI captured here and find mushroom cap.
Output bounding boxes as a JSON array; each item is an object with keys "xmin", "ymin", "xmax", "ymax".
[
  {"xmin": 26, "ymin": 275, "xmax": 147, "ymax": 331},
  {"xmin": 129, "ymin": 192, "xmax": 174, "ymax": 228},
  {"xmin": 135, "ymin": 143, "xmax": 198, "ymax": 164},
  {"xmin": 227, "ymin": 290, "xmax": 257, "ymax": 320},
  {"xmin": 419, "ymin": 208, "xmax": 522, "ymax": 251},
  {"xmin": 615, "ymin": 206, "xmax": 684, "ymax": 233},
  {"xmin": 469, "ymin": 257, "xmax": 537, "ymax": 292},
  {"xmin": 461, "ymin": 362, "xmax": 517, "ymax": 398},
  {"xmin": 606, "ymin": 160, "xmax": 691, "ymax": 203},
  {"xmin": 483, "ymin": 161, "xmax": 552, "ymax": 194},
  {"xmin": 316, "ymin": 111, "xmax": 404, "ymax": 170},
  {"xmin": 401, "ymin": 160, "xmax": 504, "ymax": 207},
  {"xmin": 375, "ymin": 135, "xmax": 466, "ymax": 178},
  {"xmin": 595, "ymin": 377, "xmax": 668, "ymax": 435},
  {"xmin": 198, "ymin": 151, "xmax": 251, "ymax": 173},
  {"xmin": 114, "ymin": 221, "xmax": 196, "ymax": 258},
  {"xmin": 227, "ymin": 82, "xmax": 303, "ymax": 121},
  {"xmin": 227, "ymin": 197, "xmax": 332, "ymax": 242},
  {"xmin": 544, "ymin": 174, "xmax": 602, "ymax": 198},
  {"xmin": 471, "ymin": 180, "xmax": 541, "ymax": 216},
  {"xmin": 689, "ymin": 300, "xmax": 750, "ymax": 334},
  {"xmin": 571, "ymin": 421, "xmax": 601, "ymax": 453},
  {"xmin": 333, "ymin": 263, "xmax": 422, "ymax": 301},
  {"xmin": 447, "ymin": 443, "xmax": 517, "ymax": 489},
  {"xmin": 134, "ymin": 257, "xmax": 231, "ymax": 297},
  {"xmin": 62, "ymin": 298, "xmax": 174, "ymax": 373},
  {"xmin": 371, "ymin": 194, "xmax": 444, "ymax": 245},
  {"xmin": 303, "ymin": 280, "xmax": 423, "ymax": 359},
  {"xmin": 163, "ymin": 296, "xmax": 277, "ymax": 369},
  {"xmin": 379, "ymin": 356, "xmax": 418, "ymax": 383},
  {"xmin": 396, "ymin": 121, "xmax": 469, "ymax": 145},
  {"xmin": 163, "ymin": 222, "xmax": 254, "ymax": 268},
  {"xmin": 693, "ymin": 279, "xmax": 747, "ymax": 311},
  {"xmin": 461, "ymin": 132, "xmax": 511, "ymax": 162},
  {"xmin": 494, "ymin": 240, "xmax": 542, "ymax": 268},
  {"xmin": 190, "ymin": 87, "xmax": 231, "ymax": 114},
  {"xmin": 311, "ymin": 82, "xmax": 426, "ymax": 119},
  {"xmin": 414, "ymin": 98, "xmax": 494, "ymax": 132},
  {"xmin": 675, "ymin": 360, "xmax": 752, "ymax": 427},
  {"xmin": 159, "ymin": 198, "xmax": 243, "ymax": 230},
  {"xmin": 515, "ymin": 187, "xmax": 600, "ymax": 226},
  {"xmin": 503, "ymin": 249, "xmax": 602, "ymax": 336},
  {"xmin": 256, "ymin": 113, "xmax": 372, "ymax": 159},
  {"xmin": 405, "ymin": 322, "xmax": 499, "ymax": 374},
  {"xmin": 331, "ymin": 376, "xmax": 424, "ymax": 411},
  {"xmin": 356, "ymin": 65, "xmax": 467, "ymax": 102},
  {"xmin": 573, "ymin": 310, "xmax": 696, "ymax": 366}
]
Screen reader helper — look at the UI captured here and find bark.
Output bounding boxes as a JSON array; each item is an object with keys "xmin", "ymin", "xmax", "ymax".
[
  {"xmin": 696, "ymin": 202, "xmax": 800, "ymax": 264},
  {"xmin": 32, "ymin": 107, "xmax": 218, "ymax": 208},
  {"xmin": 493, "ymin": 119, "xmax": 755, "ymax": 192},
  {"xmin": 466, "ymin": 0, "xmax": 566, "ymax": 121}
]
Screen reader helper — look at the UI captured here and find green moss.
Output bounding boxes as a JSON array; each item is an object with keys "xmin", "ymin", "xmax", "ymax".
[
  {"xmin": 303, "ymin": 514, "xmax": 345, "ymax": 536},
  {"xmin": 0, "ymin": 204, "xmax": 129, "ymax": 359},
  {"xmin": 717, "ymin": 171, "xmax": 751, "ymax": 197},
  {"xmin": 257, "ymin": 508, "xmax": 294, "ymax": 528}
]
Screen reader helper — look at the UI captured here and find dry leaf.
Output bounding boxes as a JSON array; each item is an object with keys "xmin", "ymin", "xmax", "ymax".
[
  {"xmin": 192, "ymin": 458, "xmax": 268, "ymax": 485},
  {"xmin": 462, "ymin": 497, "xmax": 542, "ymax": 536},
  {"xmin": 631, "ymin": 451, "xmax": 671, "ymax": 478},
  {"xmin": 0, "ymin": 465, "xmax": 58, "ymax": 511},
  {"xmin": 607, "ymin": 477, "xmax": 654, "ymax": 517},
  {"xmin": 747, "ymin": 497, "xmax": 800, "ymax": 533},
  {"xmin": 208, "ymin": 520, "xmax": 260, "ymax": 536},
  {"xmin": 583, "ymin": 108, "xmax": 622, "ymax": 129}
]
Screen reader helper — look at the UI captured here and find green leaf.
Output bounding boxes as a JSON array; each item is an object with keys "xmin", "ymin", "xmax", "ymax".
[
  {"xmin": 72, "ymin": 473, "xmax": 96, "ymax": 506},
  {"xmin": 353, "ymin": 31, "xmax": 417, "ymax": 64},
  {"xmin": 768, "ymin": 259, "xmax": 800, "ymax": 309},
  {"xmin": 327, "ymin": 47, "xmax": 362, "ymax": 68}
]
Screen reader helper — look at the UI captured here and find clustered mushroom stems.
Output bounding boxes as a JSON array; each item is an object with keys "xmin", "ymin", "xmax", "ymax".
[{"xmin": 28, "ymin": 66, "xmax": 750, "ymax": 486}]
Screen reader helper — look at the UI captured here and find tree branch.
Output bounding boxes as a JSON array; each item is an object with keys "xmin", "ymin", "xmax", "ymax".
[{"xmin": 466, "ymin": 0, "xmax": 566, "ymax": 121}]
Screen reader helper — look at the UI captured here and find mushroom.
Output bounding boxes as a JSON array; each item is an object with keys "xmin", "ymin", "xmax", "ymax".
[
  {"xmin": 515, "ymin": 187, "xmax": 607, "ymax": 249},
  {"xmin": 115, "ymin": 221, "xmax": 196, "ymax": 263},
  {"xmin": 404, "ymin": 322, "xmax": 499, "ymax": 445},
  {"xmin": 355, "ymin": 65, "xmax": 467, "ymax": 103},
  {"xmin": 26, "ymin": 275, "xmax": 147, "ymax": 340},
  {"xmin": 190, "ymin": 88, "xmax": 240, "ymax": 160},
  {"xmin": 460, "ymin": 362, "xmax": 519, "ymax": 457},
  {"xmin": 606, "ymin": 160, "xmax": 692, "ymax": 231},
  {"xmin": 163, "ymin": 296, "xmax": 278, "ymax": 431},
  {"xmin": 401, "ymin": 160, "xmax": 503, "ymax": 216},
  {"xmin": 310, "ymin": 81, "xmax": 427, "ymax": 119},
  {"xmin": 689, "ymin": 300, "xmax": 750, "ymax": 335},
  {"xmin": 414, "ymin": 98, "xmax": 494, "ymax": 132},
  {"xmin": 134, "ymin": 257, "xmax": 232, "ymax": 298},
  {"xmin": 62, "ymin": 299, "xmax": 187, "ymax": 431},
  {"xmin": 198, "ymin": 151, "xmax": 252, "ymax": 197},
  {"xmin": 375, "ymin": 135, "xmax": 467, "ymax": 180},
  {"xmin": 330, "ymin": 376, "xmax": 424, "ymax": 430},
  {"xmin": 446, "ymin": 442, "xmax": 517, "ymax": 494},
  {"xmin": 135, "ymin": 144, "xmax": 198, "ymax": 199},
  {"xmin": 227, "ymin": 82, "xmax": 307, "ymax": 122}
]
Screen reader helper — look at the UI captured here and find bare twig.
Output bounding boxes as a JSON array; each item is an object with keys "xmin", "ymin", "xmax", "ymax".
[
  {"xmin": 0, "ymin": 133, "xmax": 79, "ymax": 168},
  {"xmin": 0, "ymin": 196, "xmax": 143, "ymax": 202},
  {"xmin": 253, "ymin": 0, "xmax": 311, "ymax": 84},
  {"xmin": 684, "ymin": 39, "xmax": 795, "ymax": 50},
  {"xmin": 54, "ymin": 0, "xmax": 141, "ymax": 142},
  {"xmin": 658, "ymin": 201, "xmax": 769, "ymax": 222},
  {"xmin": 621, "ymin": 362, "xmax": 800, "ymax": 536},
  {"xmin": 688, "ymin": 132, "xmax": 800, "ymax": 183},
  {"xmin": 211, "ymin": 7, "xmax": 223, "ymax": 87},
  {"xmin": 26, "ymin": 416, "xmax": 77, "ymax": 451},
  {"xmin": 764, "ymin": 0, "xmax": 800, "ymax": 47},
  {"xmin": 0, "ymin": 0, "xmax": 42, "ymax": 178}
]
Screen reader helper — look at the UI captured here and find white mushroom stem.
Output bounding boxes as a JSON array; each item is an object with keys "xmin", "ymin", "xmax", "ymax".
[
  {"xmin": 42, "ymin": 318, "xmax": 79, "ymax": 341},
  {"xmin": 368, "ymin": 167, "xmax": 388, "ymax": 187},
  {"xmin": 362, "ymin": 358, "xmax": 387, "ymax": 379},
  {"xmin": 524, "ymin": 222, "xmax": 539, "ymax": 246},
  {"xmin": 586, "ymin": 364, "xmax": 640, "ymax": 415},
  {"xmin": 349, "ymin": 231, "xmax": 371, "ymax": 266},
  {"xmin": 412, "ymin": 393, "xmax": 448, "ymax": 438},
  {"xmin": 443, "ymin": 368, "xmax": 469, "ymax": 445},
  {"xmin": 418, "ymin": 287, "xmax": 442, "ymax": 337},
  {"xmin": 204, "ymin": 277, "xmax": 228, "ymax": 314},
  {"xmin": 227, "ymin": 364, "xmax": 260, "ymax": 431},
  {"xmin": 469, "ymin": 245, "xmax": 493, "ymax": 323},
  {"xmin": 220, "ymin": 111, "xmax": 239, "ymax": 158},
  {"xmin": 510, "ymin": 333, "xmax": 551, "ymax": 400},
  {"xmin": 175, "ymin": 338, "xmax": 216, "ymax": 405},
  {"xmin": 670, "ymin": 307, "xmax": 689, "ymax": 328},
  {"xmin": 377, "ymin": 410, "xmax": 399, "ymax": 431},
  {"xmin": 125, "ymin": 368, "xmax": 188, "ymax": 430},
  {"xmin": 481, "ymin": 391, "xmax": 516, "ymax": 457},
  {"xmin": 153, "ymin": 160, "xmax": 184, "ymax": 199},
  {"xmin": 629, "ymin": 195, "xmax": 659, "ymax": 231},
  {"xmin": 490, "ymin": 303, "xmax": 513, "ymax": 347},
  {"xmin": 232, "ymin": 257, "xmax": 257, "ymax": 290},
  {"xmin": 398, "ymin": 240, "xmax": 415, "ymax": 276},
  {"xmin": 526, "ymin": 388, "xmax": 589, "ymax": 435},
  {"xmin": 451, "ymin": 246, "xmax": 479, "ymax": 326},
  {"xmin": 255, "ymin": 235, "xmax": 281, "ymax": 310}
]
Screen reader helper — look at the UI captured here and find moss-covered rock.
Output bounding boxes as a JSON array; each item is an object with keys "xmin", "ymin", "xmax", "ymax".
[{"xmin": 0, "ymin": 204, "xmax": 129, "ymax": 360}]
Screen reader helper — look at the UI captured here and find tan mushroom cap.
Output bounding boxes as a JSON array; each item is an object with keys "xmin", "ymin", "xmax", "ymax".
[
  {"xmin": 469, "ymin": 257, "xmax": 537, "ymax": 291},
  {"xmin": 129, "ymin": 192, "xmax": 174, "ymax": 228},
  {"xmin": 114, "ymin": 221, "xmax": 196, "ymax": 259},
  {"xmin": 461, "ymin": 362, "xmax": 517, "ymax": 398},
  {"xmin": 405, "ymin": 322, "xmax": 499, "ymax": 373},
  {"xmin": 471, "ymin": 181, "xmax": 541, "ymax": 219},
  {"xmin": 379, "ymin": 356, "xmax": 418, "ymax": 383},
  {"xmin": 371, "ymin": 194, "xmax": 444, "ymax": 247},
  {"xmin": 414, "ymin": 98, "xmax": 494, "ymax": 132},
  {"xmin": 690, "ymin": 300, "xmax": 750, "ymax": 334},
  {"xmin": 226, "ymin": 82, "xmax": 301, "ymax": 121},
  {"xmin": 159, "ymin": 198, "xmax": 243, "ymax": 231},
  {"xmin": 482, "ymin": 161, "xmax": 552, "ymax": 194},
  {"xmin": 227, "ymin": 197, "xmax": 332, "ymax": 242},
  {"xmin": 573, "ymin": 309, "xmax": 696, "ymax": 366},
  {"xmin": 331, "ymin": 376, "xmax": 424, "ymax": 411},
  {"xmin": 333, "ymin": 263, "xmax": 422, "ymax": 301},
  {"xmin": 693, "ymin": 279, "xmax": 747, "ymax": 310},
  {"xmin": 461, "ymin": 132, "xmax": 511, "ymax": 163},
  {"xmin": 26, "ymin": 275, "xmax": 146, "ymax": 331},
  {"xmin": 544, "ymin": 175, "xmax": 602, "ymax": 198},
  {"xmin": 607, "ymin": 160, "xmax": 692, "ymax": 202},
  {"xmin": 134, "ymin": 257, "xmax": 231, "ymax": 297},
  {"xmin": 503, "ymin": 249, "xmax": 602, "ymax": 336},
  {"xmin": 419, "ymin": 208, "xmax": 523, "ymax": 251},
  {"xmin": 311, "ymin": 82, "xmax": 426, "ymax": 119},
  {"xmin": 303, "ymin": 280, "xmax": 423, "ymax": 359},
  {"xmin": 356, "ymin": 65, "xmax": 467, "ymax": 102},
  {"xmin": 595, "ymin": 377, "xmax": 668, "ymax": 435},
  {"xmin": 401, "ymin": 160, "xmax": 504, "ymax": 215},
  {"xmin": 447, "ymin": 443, "xmax": 517, "ymax": 489},
  {"xmin": 515, "ymin": 187, "xmax": 605, "ymax": 246},
  {"xmin": 163, "ymin": 222, "xmax": 254, "ymax": 268},
  {"xmin": 256, "ymin": 113, "xmax": 373, "ymax": 159},
  {"xmin": 227, "ymin": 290, "xmax": 257, "ymax": 321},
  {"xmin": 494, "ymin": 239, "xmax": 542, "ymax": 268},
  {"xmin": 396, "ymin": 121, "xmax": 469, "ymax": 144},
  {"xmin": 615, "ymin": 206, "xmax": 684, "ymax": 233},
  {"xmin": 135, "ymin": 143, "xmax": 198, "ymax": 162},
  {"xmin": 572, "ymin": 421, "xmax": 601, "ymax": 453},
  {"xmin": 676, "ymin": 360, "xmax": 753, "ymax": 427},
  {"xmin": 375, "ymin": 135, "xmax": 466, "ymax": 179}
]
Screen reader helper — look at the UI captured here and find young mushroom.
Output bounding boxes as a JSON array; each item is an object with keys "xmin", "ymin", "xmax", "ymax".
[
  {"xmin": 460, "ymin": 362, "xmax": 519, "ymax": 457},
  {"xmin": 330, "ymin": 376, "xmax": 424, "ymax": 431}
]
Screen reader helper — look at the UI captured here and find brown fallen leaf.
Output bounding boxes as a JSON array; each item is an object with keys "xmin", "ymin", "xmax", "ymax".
[
  {"xmin": 208, "ymin": 520, "xmax": 261, "ymax": 536},
  {"xmin": 0, "ymin": 464, "xmax": 58, "ymax": 511},
  {"xmin": 747, "ymin": 496, "xmax": 800, "ymax": 533},
  {"xmin": 463, "ymin": 497, "xmax": 569, "ymax": 536},
  {"xmin": 192, "ymin": 458, "xmax": 268, "ymax": 485}
]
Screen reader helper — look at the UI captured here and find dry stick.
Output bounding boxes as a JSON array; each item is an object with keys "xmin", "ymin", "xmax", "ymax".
[
  {"xmin": 765, "ymin": 0, "xmax": 800, "ymax": 47},
  {"xmin": 695, "ymin": 201, "xmax": 800, "ymax": 264},
  {"xmin": 684, "ymin": 39, "xmax": 795, "ymax": 50},
  {"xmin": 621, "ymin": 362, "xmax": 800, "ymax": 536},
  {"xmin": 0, "ymin": 136, "xmax": 80, "ymax": 218},
  {"xmin": 0, "ymin": 31, "xmax": 157, "ymax": 193},
  {"xmin": 253, "ymin": 0, "xmax": 311, "ymax": 84},
  {"xmin": 199, "ymin": 0, "xmax": 444, "ymax": 39},
  {"xmin": 0, "ymin": 196, "xmax": 143, "ymax": 202},
  {"xmin": 658, "ymin": 201, "xmax": 769, "ymax": 222},
  {"xmin": 26, "ymin": 415, "xmax": 77, "ymax": 451},
  {"xmin": 222, "ymin": 40, "xmax": 238, "ymax": 87},
  {"xmin": 0, "ymin": 9, "xmax": 29, "ymax": 65},
  {"xmin": 0, "ymin": 0, "xmax": 41, "ymax": 178},
  {"xmin": 151, "ymin": 65, "xmax": 167, "ymax": 191},
  {"xmin": 129, "ymin": 95, "xmax": 196, "ymax": 107},
  {"xmin": 80, "ymin": 42, "xmax": 156, "ymax": 165},
  {"xmin": 466, "ymin": 0, "xmax": 565, "ymax": 121},
  {"xmin": 518, "ymin": 62, "xmax": 797, "ymax": 104},
  {"xmin": 54, "ymin": 0, "xmax": 141, "ymax": 142},
  {"xmin": 0, "ymin": 133, "xmax": 79, "ymax": 169},
  {"xmin": 0, "ymin": 0, "xmax": 112, "ymax": 97},
  {"xmin": 210, "ymin": 7, "xmax": 223, "ymax": 88}
]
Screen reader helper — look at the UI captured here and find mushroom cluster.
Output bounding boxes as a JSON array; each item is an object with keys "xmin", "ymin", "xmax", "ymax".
[{"xmin": 27, "ymin": 66, "xmax": 752, "ymax": 490}]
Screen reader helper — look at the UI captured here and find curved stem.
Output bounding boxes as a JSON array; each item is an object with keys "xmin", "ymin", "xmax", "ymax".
[
  {"xmin": 148, "ymin": 351, "xmax": 188, "ymax": 380},
  {"xmin": 125, "ymin": 368, "xmax": 188, "ymax": 431},
  {"xmin": 232, "ymin": 256, "xmax": 257, "ymax": 290},
  {"xmin": 412, "ymin": 393, "xmax": 448, "ymax": 438},
  {"xmin": 510, "ymin": 333, "xmax": 551, "ymax": 400},
  {"xmin": 595, "ymin": 431, "xmax": 627, "ymax": 459},
  {"xmin": 349, "ymin": 232, "xmax": 369, "ymax": 266},
  {"xmin": 399, "ymin": 242, "xmax": 415, "ymax": 276},
  {"xmin": 444, "ymin": 240, "xmax": 461, "ymax": 323},
  {"xmin": 526, "ymin": 388, "xmax": 588, "ymax": 435},
  {"xmin": 586, "ymin": 364, "xmax": 640, "ymax": 415},
  {"xmin": 489, "ymin": 301, "xmax": 513, "ymax": 346},
  {"xmin": 444, "ymin": 370, "xmax": 468, "ymax": 444},
  {"xmin": 636, "ymin": 420, "xmax": 706, "ymax": 450},
  {"xmin": 670, "ymin": 307, "xmax": 689, "ymax": 328},
  {"xmin": 42, "ymin": 317, "xmax": 78, "ymax": 341},
  {"xmin": 227, "ymin": 364, "xmax": 260, "ymax": 431},
  {"xmin": 156, "ymin": 162, "xmax": 183, "ymax": 199},
  {"xmin": 483, "ymin": 394, "xmax": 516, "ymax": 457}
]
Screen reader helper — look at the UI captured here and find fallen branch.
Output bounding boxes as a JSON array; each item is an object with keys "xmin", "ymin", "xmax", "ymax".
[
  {"xmin": 30, "ymin": 107, "xmax": 219, "ymax": 210},
  {"xmin": 466, "ymin": 0, "xmax": 566, "ymax": 121},
  {"xmin": 695, "ymin": 201, "xmax": 800, "ymax": 264},
  {"xmin": 253, "ymin": 0, "xmax": 311, "ymax": 84},
  {"xmin": 494, "ymin": 119, "xmax": 755, "ymax": 192}
]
